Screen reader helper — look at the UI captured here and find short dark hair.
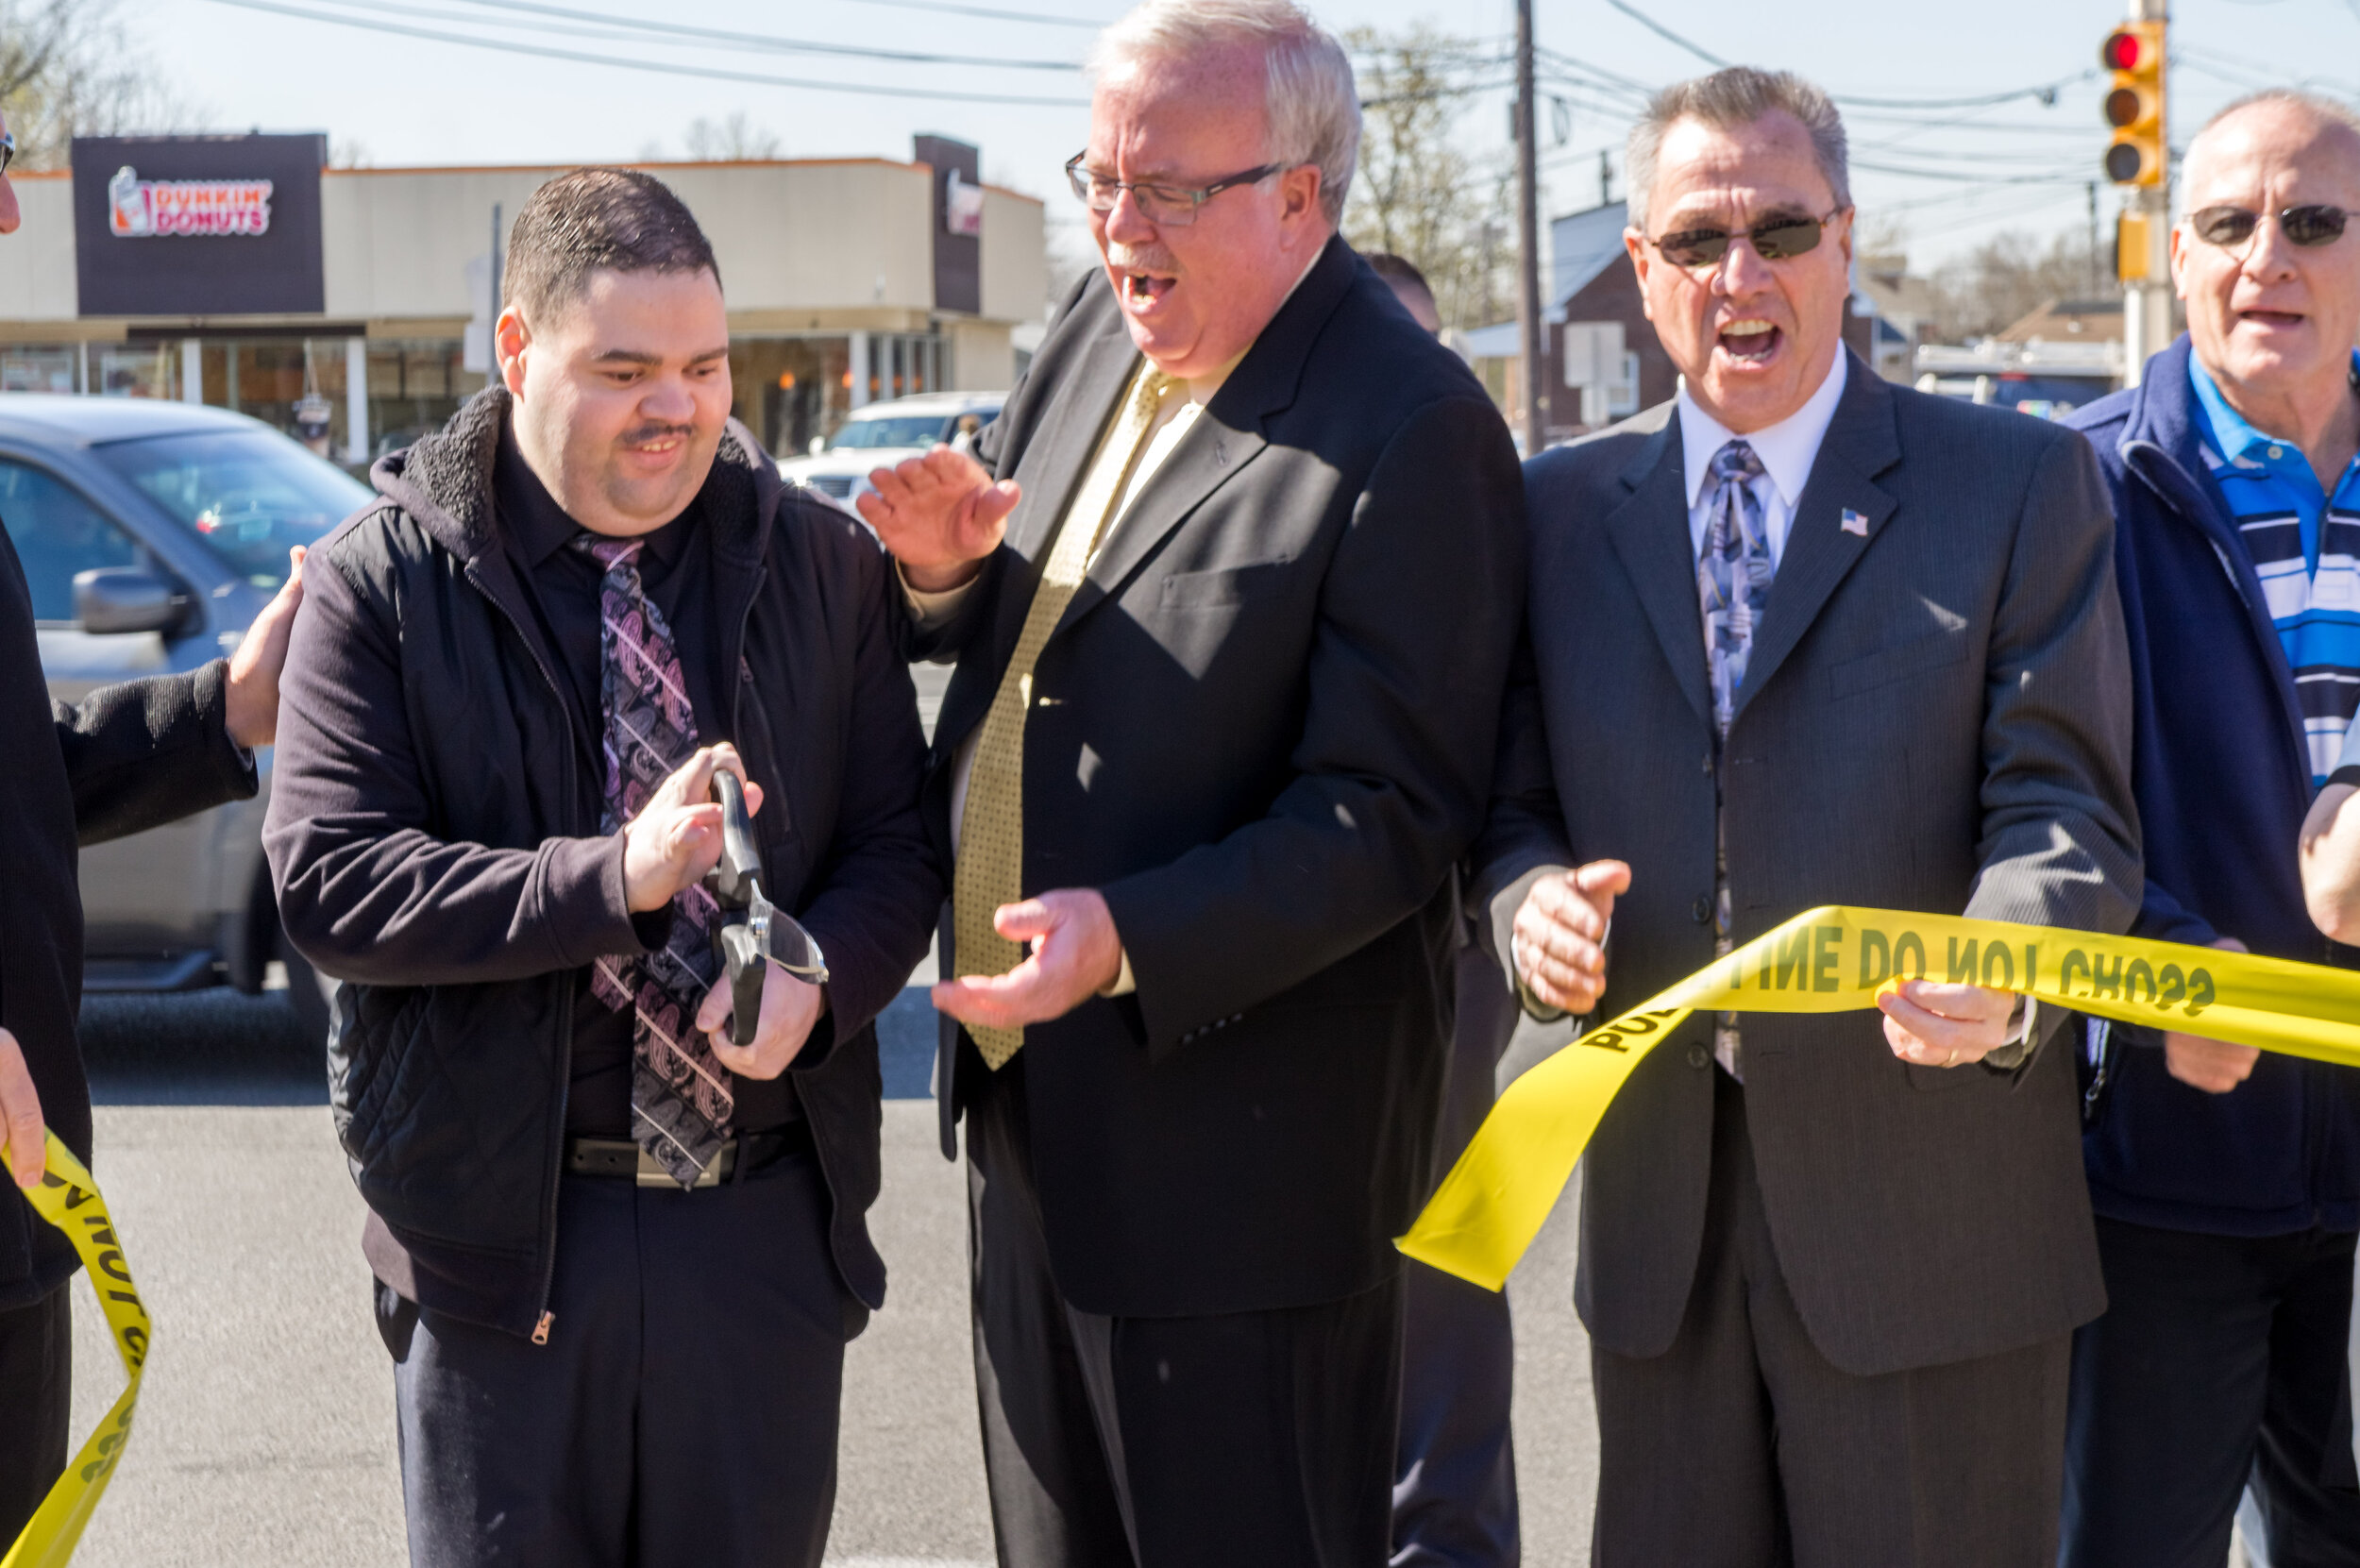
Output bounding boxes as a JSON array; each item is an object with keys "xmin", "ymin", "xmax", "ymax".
[
  {"xmin": 1365, "ymin": 251, "xmax": 1432, "ymax": 297},
  {"xmin": 501, "ymin": 167, "xmax": 722, "ymax": 323}
]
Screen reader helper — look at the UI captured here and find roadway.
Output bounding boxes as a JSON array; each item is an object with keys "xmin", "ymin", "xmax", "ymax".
[{"xmin": 58, "ymin": 986, "xmax": 1595, "ymax": 1567}]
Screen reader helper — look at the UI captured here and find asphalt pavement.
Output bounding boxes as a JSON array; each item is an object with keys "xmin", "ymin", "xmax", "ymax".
[{"xmin": 58, "ymin": 981, "xmax": 1596, "ymax": 1567}]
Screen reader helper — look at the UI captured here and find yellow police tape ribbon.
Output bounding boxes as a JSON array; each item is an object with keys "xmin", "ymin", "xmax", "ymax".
[
  {"xmin": 1400, "ymin": 905, "xmax": 2360, "ymax": 1291},
  {"xmin": 2, "ymin": 1135, "xmax": 147, "ymax": 1568}
]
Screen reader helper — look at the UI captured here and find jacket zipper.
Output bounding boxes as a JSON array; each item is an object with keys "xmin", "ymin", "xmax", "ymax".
[{"xmin": 463, "ymin": 559, "xmax": 581, "ymax": 1347}]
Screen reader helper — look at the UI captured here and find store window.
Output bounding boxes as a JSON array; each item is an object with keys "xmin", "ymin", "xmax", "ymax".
[
  {"xmin": 730, "ymin": 338, "xmax": 851, "ymax": 460},
  {"xmin": 368, "ymin": 340, "xmax": 485, "ymax": 461},
  {"xmin": 197, "ymin": 339, "xmax": 356, "ymax": 454},
  {"xmin": 1, "ymin": 347, "xmax": 78, "ymax": 395},
  {"xmin": 0, "ymin": 460, "xmax": 144, "ymax": 622},
  {"xmin": 96, "ymin": 345, "xmax": 176, "ymax": 400}
]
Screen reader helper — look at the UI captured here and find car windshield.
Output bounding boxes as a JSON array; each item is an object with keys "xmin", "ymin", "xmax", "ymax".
[
  {"xmin": 93, "ymin": 430, "xmax": 373, "ymax": 590},
  {"xmin": 828, "ymin": 416, "xmax": 952, "ymax": 450}
]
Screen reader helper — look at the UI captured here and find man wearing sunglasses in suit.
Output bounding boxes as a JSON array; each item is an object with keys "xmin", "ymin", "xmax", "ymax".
[
  {"xmin": 2063, "ymin": 91, "xmax": 2360, "ymax": 1568},
  {"xmin": 1474, "ymin": 65, "xmax": 2138, "ymax": 1563}
]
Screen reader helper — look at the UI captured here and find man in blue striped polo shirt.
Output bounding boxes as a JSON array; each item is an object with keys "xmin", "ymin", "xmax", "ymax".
[
  {"xmin": 2064, "ymin": 88, "xmax": 2360, "ymax": 1568},
  {"xmin": 2193, "ymin": 352, "xmax": 2360, "ymax": 780}
]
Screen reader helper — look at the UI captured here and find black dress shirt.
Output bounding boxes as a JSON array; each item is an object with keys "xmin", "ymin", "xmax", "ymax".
[{"xmin": 493, "ymin": 427, "xmax": 797, "ymax": 1136}]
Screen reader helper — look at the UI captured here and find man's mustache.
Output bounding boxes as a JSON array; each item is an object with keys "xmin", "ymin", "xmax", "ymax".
[
  {"xmin": 618, "ymin": 423, "xmax": 697, "ymax": 447},
  {"xmin": 1104, "ymin": 244, "xmax": 1179, "ymax": 276}
]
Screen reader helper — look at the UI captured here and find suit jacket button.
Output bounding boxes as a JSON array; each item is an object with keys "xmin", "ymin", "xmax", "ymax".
[
  {"xmin": 1692, "ymin": 896, "xmax": 1712, "ymax": 923},
  {"xmin": 1687, "ymin": 1044, "xmax": 1710, "ymax": 1069}
]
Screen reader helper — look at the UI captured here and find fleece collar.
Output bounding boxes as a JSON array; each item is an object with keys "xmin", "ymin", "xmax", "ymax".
[{"xmin": 371, "ymin": 385, "xmax": 779, "ymax": 572}]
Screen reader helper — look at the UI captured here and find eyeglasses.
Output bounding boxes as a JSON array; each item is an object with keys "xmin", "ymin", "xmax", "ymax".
[
  {"xmin": 2188, "ymin": 204, "xmax": 2349, "ymax": 251},
  {"xmin": 0, "ymin": 133, "xmax": 13, "ymax": 176},
  {"xmin": 1064, "ymin": 152, "xmax": 1284, "ymax": 228},
  {"xmin": 1648, "ymin": 209, "xmax": 1848, "ymax": 271}
]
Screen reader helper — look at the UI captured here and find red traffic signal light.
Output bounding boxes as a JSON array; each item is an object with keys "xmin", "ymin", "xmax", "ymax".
[{"xmin": 2100, "ymin": 28, "xmax": 2152, "ymax": 72}]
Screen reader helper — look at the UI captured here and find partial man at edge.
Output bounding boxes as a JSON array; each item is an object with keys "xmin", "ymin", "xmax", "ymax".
[{"xmin": 0, "ymin": 94, "xmax": 310, "ymax": 1555}]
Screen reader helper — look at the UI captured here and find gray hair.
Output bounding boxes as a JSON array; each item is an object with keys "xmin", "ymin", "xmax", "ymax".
[
  {"xmin": 1089, "ymin": 0, "xmax": 1359, "ymax": 225},
  {"xmin": 1625, "ymin": 66, "xmax": 1850, "ymax": 233},
  {"xmin": 2183, "ymin": 88, "xmax": 2360, "ymax": 214}
]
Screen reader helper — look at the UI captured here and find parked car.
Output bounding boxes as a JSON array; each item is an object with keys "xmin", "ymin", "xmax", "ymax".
[
  {"xmin": 777, "ymin": 391, "xmax": 1005, "ymax": 514},
  {"xmin": 0, "ymin": 395, "xmax": 373, "ymax": 1042}
]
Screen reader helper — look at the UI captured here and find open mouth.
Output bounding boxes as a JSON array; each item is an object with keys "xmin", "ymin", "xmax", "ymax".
[
  {"xmin": 1717, "ymin": 319, "xmax": 1781, "ymax": 363},
  {"xmin": 1123, "ymin": 271, "xmax": 1176, "ymax": 308},
  {"xmin": 2239, "ymin": 309, "xmax": 2307, "ymax": 329}
]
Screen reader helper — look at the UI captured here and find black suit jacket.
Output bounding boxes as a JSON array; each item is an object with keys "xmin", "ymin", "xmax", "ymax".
[
  {"xmin": 1475, "ymin": 359, "xmax": 2141, "ymax": 1375},
  {"xmin": 922, "ymin": 236, "xmax": 1526, "ymax": 1317}
]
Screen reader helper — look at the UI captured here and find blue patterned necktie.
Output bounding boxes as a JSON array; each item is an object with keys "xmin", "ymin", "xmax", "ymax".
[
  {"xmin": 1698, "ymin": 439, "xmax": 1773, "ymax": 740},
  {"xmin": 572, "ymin": 535, "xmax": 734, "ymax": 1188},
  {"xmin": 1697, "ymin": 440, "xmax": 1773, "ymax": 1075}
]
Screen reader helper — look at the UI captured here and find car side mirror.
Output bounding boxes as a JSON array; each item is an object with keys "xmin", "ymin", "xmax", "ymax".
[
  {"xmin": 808, "ymin": 436, "xmax": 825, "ymax": 456},
  {"xmin": 74, "ymin": 566, "xmax": 190, "ymax": 636}
]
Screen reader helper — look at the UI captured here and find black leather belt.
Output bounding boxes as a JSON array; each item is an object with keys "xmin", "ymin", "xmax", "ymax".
[{"xmin": 565, "ymin": 1125, "xmax": 806, "ymax": 1189}]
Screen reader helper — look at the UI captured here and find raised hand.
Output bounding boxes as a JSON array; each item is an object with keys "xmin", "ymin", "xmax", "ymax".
[{"xmin": 854, "ymin": 445, "xmax": 1021, "ymax": 593}]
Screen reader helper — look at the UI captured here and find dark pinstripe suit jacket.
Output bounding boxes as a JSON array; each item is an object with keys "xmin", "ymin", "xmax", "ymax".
[{"xmin": 1474, "ymin": 353, "xmax": 2142, "ymax": 1375}]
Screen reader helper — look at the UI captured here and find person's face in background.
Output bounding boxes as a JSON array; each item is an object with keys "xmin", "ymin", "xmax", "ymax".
[
  {"xmin": 1384, "ymin": 276, "xmax": 1441, "ymax": 335},
  {"xmin": 0, "ymin": 111, "xmax": 21, "ymax": 236}
]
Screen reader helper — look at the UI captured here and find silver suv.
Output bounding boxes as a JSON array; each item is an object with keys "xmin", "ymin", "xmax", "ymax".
[{"xmin": 0, "ymin": 395, "xmax": 371, "ymax": 1041}]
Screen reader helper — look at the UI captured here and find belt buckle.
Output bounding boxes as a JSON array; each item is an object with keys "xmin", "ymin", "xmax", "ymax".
[{"xmin": 633, "ymin": 1142, "xmax": 734, "ymax": 1189}]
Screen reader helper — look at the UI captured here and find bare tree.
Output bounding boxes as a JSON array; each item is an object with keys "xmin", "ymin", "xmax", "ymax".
[
  {"xmin": 683, "ymin": 113, "xmax": 783, "ymax": 163},
  {"xmin": 1927, "ymin": 228, "xmax": 2106, "ymax": 343},
  {"xmin": 0, "ymin": 0, "xmax": 201, "ymax": 169},
  {"xmin": 1343, "ymin": 25, "xmax": 1515, "ymax": 330}
]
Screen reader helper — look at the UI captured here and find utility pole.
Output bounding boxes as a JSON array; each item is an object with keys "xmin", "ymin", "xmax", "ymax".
[
  {"xmin": 2086, "ymin": 181, "xmax": 2101, "ymax": 297},
  {"xmin": 2101, "ymin": 5, "xmax": 2170, "ymax": 386},
  {"xmin": 1514, "ymin": 0, "xmax": 1544, "ymax": 453}
]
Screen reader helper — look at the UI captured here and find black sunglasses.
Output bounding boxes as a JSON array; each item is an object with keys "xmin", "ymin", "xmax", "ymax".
[
  {"xmin": 1648, "ymin": 209, "xmax": 1847, "ymax": 271},
  {"xmin": 2189, "ymin": 204, "xmax": 2349, "ymax": 250},
  {"xmin": 0, "ymin": 132, "xmax": 12, "ymax": 176}
]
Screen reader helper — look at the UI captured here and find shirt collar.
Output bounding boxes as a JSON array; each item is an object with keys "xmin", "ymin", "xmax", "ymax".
[
  {"xmin": 2188, "ymin": 349, "xmax": 2360, "ymax": 476},
  {"xmin": 1677, "ymin": 349, "xmax": 1849, "ymax": 511},
  {"xmin": 496, "ymin": 416, "xmax": 692, "ymax": 567}
]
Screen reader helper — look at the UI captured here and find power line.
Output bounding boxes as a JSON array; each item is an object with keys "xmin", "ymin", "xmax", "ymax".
[
  {"xmin": 833, "ymin": 0, "xmax": 1105, "ymax": 26},
  {"xmin": 428, "ymin": 0, "xmax": 1083, "ymax": 71},
  {"xmin": 190, "ymin": 0, "xmax": 1092, "ymax": 106},
  {"xmin": 1591, "ymin": 1, "xmax": 2088, "ymax": 112},
  {"xmin": 1600, "ymin": 0, "xmax": 1724, "ymax": 69}
]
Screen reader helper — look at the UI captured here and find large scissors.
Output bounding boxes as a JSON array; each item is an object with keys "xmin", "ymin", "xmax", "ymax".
[{"xmin": 704, "ymin": 769, "xmax": 829, "ymax": 1047}]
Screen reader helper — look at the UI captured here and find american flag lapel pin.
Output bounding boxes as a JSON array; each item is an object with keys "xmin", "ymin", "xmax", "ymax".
[{"xmin": 1840, "ymin": 508, "xmax": 1869, "ymax": 537}]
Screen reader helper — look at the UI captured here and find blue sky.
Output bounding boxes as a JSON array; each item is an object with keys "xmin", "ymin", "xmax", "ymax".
[{"xmin": 127, "ymin": 0, "xmax": 2360, "ymax": 277}]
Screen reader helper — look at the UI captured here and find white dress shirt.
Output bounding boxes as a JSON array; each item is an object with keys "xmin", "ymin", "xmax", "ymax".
[{"xmin": 1676, "ymin": 347, "xmax": 1848, "ymax": 568}]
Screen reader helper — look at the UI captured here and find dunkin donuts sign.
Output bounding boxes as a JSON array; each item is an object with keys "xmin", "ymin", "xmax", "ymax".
[
  {"xmin": 73, "ymin": 133, "xmax": 325, "ymax": 316},
  {"xmin": 107, "ymin": 166, "xmax": 274, "ymax": 238}
]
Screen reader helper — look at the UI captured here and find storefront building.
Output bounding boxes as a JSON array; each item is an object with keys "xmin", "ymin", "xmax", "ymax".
[{"xmin": 0, "ymin": 132, "xmax": 1046, "ymax": 466}]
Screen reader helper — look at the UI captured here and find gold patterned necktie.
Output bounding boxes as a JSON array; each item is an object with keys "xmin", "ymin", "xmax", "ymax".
[{"xmin": 955, "ymin": 362, "xmax": 1172, "ymax": 1068}]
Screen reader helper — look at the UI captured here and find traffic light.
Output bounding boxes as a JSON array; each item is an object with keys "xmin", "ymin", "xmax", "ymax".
[{"xmin": 2101, "ymin": 22, "xmax": 2166, "ymax": 186}]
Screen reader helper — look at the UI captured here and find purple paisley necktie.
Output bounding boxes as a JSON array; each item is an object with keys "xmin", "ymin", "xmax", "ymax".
[{"xmin": 573, "ymin": 535, "xmax": 733, "ymax": 1187}]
